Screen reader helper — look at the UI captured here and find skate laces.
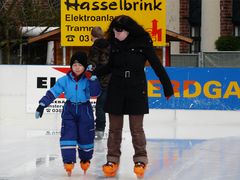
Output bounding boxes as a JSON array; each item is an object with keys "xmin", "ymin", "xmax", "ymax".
[
  {"xmin": 105, "ymin": 161, "xmax": 116, "ymax": 167},
  {"xmin": 135, "ymin": 162, "xmax": 145, "ymax": 168},
  {"xmin": 103, "ymin": 161, "xmax": 119, "ymax": 177},
  {"xmin": 81, "ymin": 160, "xmax": 90, "ymax": 164}
]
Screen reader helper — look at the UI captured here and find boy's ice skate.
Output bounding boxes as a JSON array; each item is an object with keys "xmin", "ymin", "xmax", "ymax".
[
  {"xmin": 64, "ymin": 163, "xmax": 74, "ymax": 176},
  {"xmin": 102, "ymin": 161, "xmax": 119, "ymax": 177},
  {"xmin": 134, "ymin": 162, "xmax": 146, "ymax": 178},
  {"xmin": 80, "ymin": 160, "xmax": 90, "ymax": 174}
]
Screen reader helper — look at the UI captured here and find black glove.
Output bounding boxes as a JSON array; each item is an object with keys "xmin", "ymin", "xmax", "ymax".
[{"xmin": 35, "ymin": 104, "xmax": 45, "ymax": 119}]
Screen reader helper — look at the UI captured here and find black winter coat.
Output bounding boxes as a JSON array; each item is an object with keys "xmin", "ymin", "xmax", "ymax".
[{"xmin": 98, "ymin": 34, "xmax": 174, "ymax": 115}]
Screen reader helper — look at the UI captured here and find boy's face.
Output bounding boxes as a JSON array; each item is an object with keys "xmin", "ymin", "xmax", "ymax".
[{"xmin": 72, "ymin": 63, "xmax": 85, "ymax": 76}]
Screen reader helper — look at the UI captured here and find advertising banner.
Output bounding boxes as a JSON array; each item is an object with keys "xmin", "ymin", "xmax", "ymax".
[
  {"xmin": 61, "ymin": 0, "xmax": 166, "ymax": 46},
  {"xmin": 27, "ymin": 66, "xmax": 68, "ymax": 113},
  {"xmin": 147, "ymin": 67, "xmax": 240, "ymax": 110},
  {"xmin": 27, "ymin": 66, "xmax": 240, "ymax": 112}
]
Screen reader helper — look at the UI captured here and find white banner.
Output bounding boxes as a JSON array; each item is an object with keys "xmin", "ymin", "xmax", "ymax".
[{"xmin": 26, "ymin": 66, "xmax": 69, "ymax": 113}]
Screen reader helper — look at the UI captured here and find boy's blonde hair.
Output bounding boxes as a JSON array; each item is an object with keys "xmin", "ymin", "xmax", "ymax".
[{"xmin": 91, "ymin": 26, "xmax": 104, "ymax": 38}]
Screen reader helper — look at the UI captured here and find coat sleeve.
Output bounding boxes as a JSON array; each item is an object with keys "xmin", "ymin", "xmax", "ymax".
[
  {"xmin": 94, "ymin": 50, "xmax": 112, "ymax": 76},
  {"xmin": 39, "ymin": 90, "xmax": 56, "ymax": 107},
  {"xmin": 89, "ymin": 39, "xmax": 111, "ymax": 76},
  {"xmin": 88, "ymin": 45, "xmax": 100, "ymax": 67},
  {"xmin": 88, "ymin": 39, "xmax": 110, "ymax": 67},
  {"xmin": 143, "ymin": 41, "xmax": 174, "ymax": 97},
  {"xmin": 49, "ymin": 76, "xmax": 65, "ymax": 98},
  {"xmin": 89, "ymin": 79, "xmax": 101, "ymax": 97},
  {"xmin": 39, "ymin": 76, "xmax": 65, "ymax": 107}
]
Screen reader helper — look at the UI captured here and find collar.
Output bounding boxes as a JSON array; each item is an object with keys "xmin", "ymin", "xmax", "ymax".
[{"xmin": 70, "ymin": 70, "xmax": 82, "ymax": 82}]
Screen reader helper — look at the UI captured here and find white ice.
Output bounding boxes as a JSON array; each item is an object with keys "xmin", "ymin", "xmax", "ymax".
[{"xmin": 1, "ymin": 110, "xmax": 240, "ymax": 180}]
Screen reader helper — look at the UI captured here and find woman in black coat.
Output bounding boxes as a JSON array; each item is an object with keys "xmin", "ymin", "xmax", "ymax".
[{"xmin": 99, "ymin": 15, "xmax": 174, "ymax": 178}]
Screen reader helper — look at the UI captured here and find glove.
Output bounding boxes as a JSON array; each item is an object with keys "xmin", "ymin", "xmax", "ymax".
[
  {"xmin": 86, "ymin": 64, "xmax": 95, "ymax": 71},
  {"xmin": 35, "ymin": 103, "xmax": 45, "ymax": 119},
  {"xmin": 90, "ymin": 75, "xmax": 97, "ymax": 81}
]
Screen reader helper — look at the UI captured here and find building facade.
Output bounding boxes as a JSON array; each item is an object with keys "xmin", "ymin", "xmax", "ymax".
[{"xmin": 167, "ymin": 0, "xmax": 240, "ymax": 53}]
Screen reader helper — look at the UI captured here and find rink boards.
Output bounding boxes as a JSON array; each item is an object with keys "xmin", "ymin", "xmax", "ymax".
[
  {"xmin": 25, "ymin": 66, "xmax": 240, "ymax": 111},
  {"xmin": 146, "ymin": 67, "xmax": 240, "ymax": 110}
]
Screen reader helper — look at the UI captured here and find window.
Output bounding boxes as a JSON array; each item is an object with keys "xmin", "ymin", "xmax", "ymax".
[
  {"xmin": 234, "ymin": 26, "xmax": 240, "ymax": 37},
  {"xmin": 189, "ymin": 0, "xmax": 202, "ymax": 26},
  {"xmin": 190, "ymin": 26, "xmax": 201, "ymax": 53},
  {"xmin": 189, "ymin": 0, "xmax": 202, "ymax": 53},
  {"xmin": 232, "ymin": 0, "xmax": 240, "ymax": 37},
  {"xmin": 232, "ymin": 0, "xmax": 240, "ymax": 26}
]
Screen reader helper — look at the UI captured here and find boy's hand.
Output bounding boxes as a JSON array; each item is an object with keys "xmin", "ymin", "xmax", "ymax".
[
  {"xmin": 35, "ymin": 103, "xmax": 45, "ymax": 119},
  {"xmin": 90, "ymin": 75, "xmax": 97, "ymax": 81}
]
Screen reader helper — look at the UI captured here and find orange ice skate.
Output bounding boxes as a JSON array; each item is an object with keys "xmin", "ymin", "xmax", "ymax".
[
  {"xmin": 80, "ymin": 160, "xmax": 90, "ymax": 174},
  {"xmin": 102, "ymin": 161, "xmax": 119, "ymax": 177},
  {"xmin": 64, "ymin": 163, "xmax": 74, "ymax": 176},
  {"xmin": 134, "ymin": 162, "xmax": 146, "ymax": 178}
]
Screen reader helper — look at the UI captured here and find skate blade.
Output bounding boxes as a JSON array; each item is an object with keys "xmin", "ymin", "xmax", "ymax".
[
  {"xmin": 135, "ymin": 173, "xmax": 144, "ymax": 179},
  {"xmin": 67, "ymin": 171, "xmax": 72, "ymax": 177},
  {"xmin": 134, "ymin": 169, "xmax": 145, "ymax": 178},
  {"xmin": 81, "ymin": 166, "xmax": 89, "ymax": 174},
  {"xmin": 103, "ymin": 172, "xmax": 117, "ymax": 177}
]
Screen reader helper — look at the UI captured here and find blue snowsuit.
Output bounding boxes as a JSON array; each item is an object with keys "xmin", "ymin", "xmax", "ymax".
[{"xmin": 39, "ymin": 72, "xmax": 100, "ymax": 163}]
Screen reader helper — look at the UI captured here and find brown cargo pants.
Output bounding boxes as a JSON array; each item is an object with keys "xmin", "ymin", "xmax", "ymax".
[{"xmin": 106, "ymin": 114, "xmax": 148, "ymax": 164}]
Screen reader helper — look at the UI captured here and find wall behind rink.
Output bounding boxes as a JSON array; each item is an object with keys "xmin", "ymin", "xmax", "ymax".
[{"xmin": 0, "ymin": 65, "xmax": 240, "ymax": 140}]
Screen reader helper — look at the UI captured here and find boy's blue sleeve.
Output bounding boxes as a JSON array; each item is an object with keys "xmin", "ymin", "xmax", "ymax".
[
  {"xmin": 39, "ymin": 90, "xmax": 55, "ymax": 107},
  {"xmin": 39, "ymin": 77, "xmax": 65, "ymax": 107},
  {"xmin": 89, "ymin": 79, "xmax": 101, "ymax": 97}
]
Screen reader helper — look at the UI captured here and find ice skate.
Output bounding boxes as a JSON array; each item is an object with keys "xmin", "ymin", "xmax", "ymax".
[
  {"xmin": 95, "ymin": 131, "xmax": 104, "ymax": 140},
  {"xmin": 80, "ymin": 160, "xmax": 90, "ymax": 174},
  {"xmin": 134, "ymin": 162, "xmax": 146, "ymax": 178},
  {"xmin": 102, "ymin": 161, "xmax": 119, "ymax": 177},
  {"xmin": 64, "ymin": 163, "xmax": 74, "ymax": 176}
]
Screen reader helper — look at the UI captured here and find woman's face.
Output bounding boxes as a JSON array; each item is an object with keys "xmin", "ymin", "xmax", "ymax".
[
  {"xmin": 72, "ymin": 63, "xmax": 85, "ymax": 76},
  {"xmin": 113, "ymin": 28, "xmax": 129, "ymax": 41}
]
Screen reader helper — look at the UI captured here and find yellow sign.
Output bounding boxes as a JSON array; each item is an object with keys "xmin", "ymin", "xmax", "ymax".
[{"xmin": 61, "ymin": 0, "xmax": 166, "ymax": 46}]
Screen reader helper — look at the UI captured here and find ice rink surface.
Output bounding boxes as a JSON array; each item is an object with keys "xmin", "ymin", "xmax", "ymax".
[
  {"xmin": 1, "ymin": 63, "xmax": 240, "ymax": 179},
  {"xmin": 1, "ymin": 65, "xmax": 240, "ymax": 179},
  {"xmin": 1, "ymin": 119, "xmax": 240, "ymax": 180}
]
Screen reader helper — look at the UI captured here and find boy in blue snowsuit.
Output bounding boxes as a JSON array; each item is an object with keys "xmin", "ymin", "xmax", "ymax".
[{"xmin": 35, "ymin": 51, "xmax": 100, "ymax": 176}]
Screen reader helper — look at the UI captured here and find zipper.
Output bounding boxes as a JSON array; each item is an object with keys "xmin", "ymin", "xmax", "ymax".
[{"xmin": 75, "ymin": 82, "xmax": 78, "ymax": 114}]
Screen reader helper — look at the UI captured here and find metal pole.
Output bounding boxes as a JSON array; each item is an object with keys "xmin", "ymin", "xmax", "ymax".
[
  {"xmin": 162, "ymin": 46, "xmax": 166, "ymax": 66},
  {"xmin": 63, "ymin": 46, "xmax": 66, "ymax": 65},
  {"xmin": 198, "ymin": 52, "xmax": 204, "ymax": 67},
  {"xmin": 19, "ymin": 43, "xmax": 23, "ymax": 64},
  {"xmin": 0, "ymin": 49, "xmax": 2, "ymax": 64}
]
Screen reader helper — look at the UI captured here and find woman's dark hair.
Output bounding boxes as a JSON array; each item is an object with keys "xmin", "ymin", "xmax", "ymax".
[{"xmin": 106, "ymin": 15, "xmax": 149, "ymax": 40}]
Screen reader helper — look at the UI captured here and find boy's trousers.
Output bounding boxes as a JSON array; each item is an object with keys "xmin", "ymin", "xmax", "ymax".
[{"xmin": 60, "ymin": 100, "xmax": 95, "ymax": 163}]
